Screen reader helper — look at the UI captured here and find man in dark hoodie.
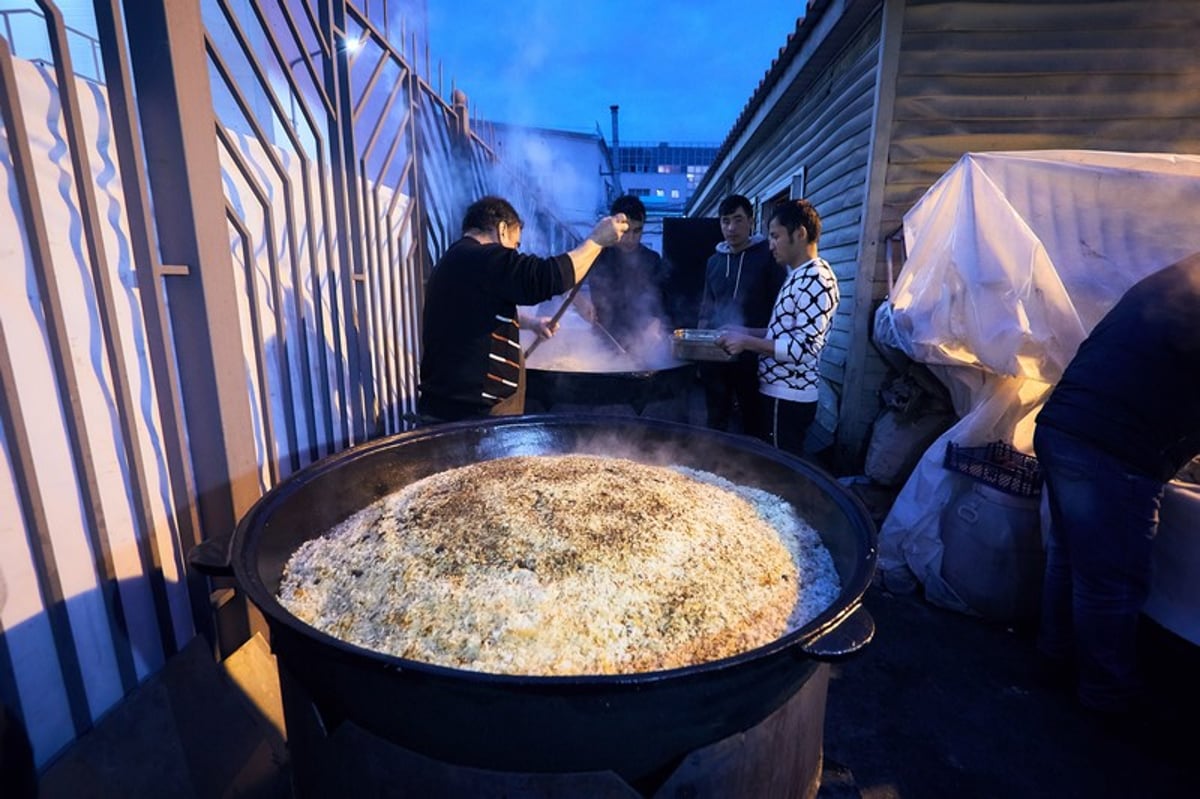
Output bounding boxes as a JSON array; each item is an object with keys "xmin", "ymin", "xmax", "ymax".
[
  {"xmin": 697, "ymin": 194, "xmax": 786, "ymax": 437},
  {"xmin": 574, "ymin": 194, "xmax": 670, "ymax": 353}
]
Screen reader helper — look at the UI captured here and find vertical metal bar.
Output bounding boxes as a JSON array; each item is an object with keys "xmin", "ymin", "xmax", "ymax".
[
  {"xmin": 226, "ymin": 0, "xmax": 338, "ymax": 464},
  {"xmin": 395, "ymin": 71, "xmax": 417, "ymax": 425},
  {"xmin": 211, "ymin": 0, "xmax": 328, "ymax": 469},
  {"xmin": 315, "ymin": 0, "xmax": 361, "ymax": 442},
  {"xmin": 357, "ymin": 60, "xmax": 408, "ymax": 433},
  {"xmin": 225, "ymin": 205, "xmax": 281, "ymax": 486},
  {"xmin": 376, "ymin": 165, "xmax": 405, "ymax": 430},
  {"xmin": 359, "ymin": 160, "xmax": 389, "ymax": 431},
  {"xmin": 344, "ymin": 2, "xmax": 430, "ymax": 426},
  {"xmin": 383, "ymin": 159, "xmax": 416, "ymax": 421},
  {"xmin": 376, "ymin": 120, "xmax": 416, "ymax": 425},
  {"xmin": 406, "ymin": 58, "xmax": 427, "ymax": 411},
  {"xmin": 91, "ymin": 0, "xmax": 210, "ymax": 648},
  {"xmin": 297, "ymin": 155, "xmax": 338, "ymax": 459},
  {"xmin": 274, "ymin": 0, "xmax": 345, "ymax": 452},
  {"xmin": 310, "ymin": 110, "xmax": 352, "ymax": 452},
  {"xmin": 323, "ymin": 0, "xmax": 375, "ymax": 441},
  {"xmin": 35, "ymin": 0, "xmax": 178, "ymax": 665},
  {"xmin": 343, "ymin": 3, "xmax": 427, "ymax": 417},
  {"xmin": 124, "ymin": 0, "xmax": 262, "ymax": 655},
  {"xmin": 380, "ymin": 184, "xmax": 405, "ymax": 430},
  {"xmin": 204, "ymin": 28, "xmax": 304, "ymax": 476},
  {"xmin": 0, "ymin": 36, "xmax": 102, "ymax": 733},
  {"xmin": 344, "ymin": 5, "xmax": 417, "ymax": 429}
]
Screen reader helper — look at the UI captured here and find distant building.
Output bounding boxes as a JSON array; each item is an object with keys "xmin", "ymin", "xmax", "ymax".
[
  {"xmin": 612, "ymin": 141, "xmax": 719, "ymax": 252},
  {"xmin": 478, "ymin": 112, "xmax": 718, "ymax": 256}
]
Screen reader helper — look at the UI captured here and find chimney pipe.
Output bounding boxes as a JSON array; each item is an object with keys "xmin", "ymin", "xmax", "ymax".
[{"xmin": 609, "ymin": 105, "xmax": 622, "ymax": 198}]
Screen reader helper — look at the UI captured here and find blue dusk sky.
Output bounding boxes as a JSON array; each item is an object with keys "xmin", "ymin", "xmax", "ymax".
[
  {"xmin": 426, "ymin": 1, "xmax": 804, "ymax": 145},
  {"xmin": 0, "ymin": 0, "xmax": 802, "ymax": 145}
]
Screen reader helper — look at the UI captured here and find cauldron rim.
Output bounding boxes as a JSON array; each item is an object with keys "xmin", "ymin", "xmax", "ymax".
[{"xmin": 230, "ymin": 414, "xmax": 876, "ymax": 686}]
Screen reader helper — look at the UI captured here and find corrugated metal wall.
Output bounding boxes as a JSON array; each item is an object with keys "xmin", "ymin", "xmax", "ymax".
[
  {"xmin": 882, "ymin": 0, "xmax": 1200, "ymax": 222},
  {"xmin": 873, "ymin": 0, "xmax": 1200, "ymax": 311},
  {"xmin": 0, "ymin": 0, "xmax": 577, "ymax": 770}
]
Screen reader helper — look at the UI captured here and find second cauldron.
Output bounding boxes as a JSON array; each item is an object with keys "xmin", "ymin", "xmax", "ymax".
[{"xmin": 522, "ymin": 318, "xmax": 695, "ymax": 416}]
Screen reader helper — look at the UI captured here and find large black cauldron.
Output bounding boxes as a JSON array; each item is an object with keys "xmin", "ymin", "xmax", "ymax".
[{"xmin": 193, "ymin": 415, "xmax": 876, "ymax": 783}]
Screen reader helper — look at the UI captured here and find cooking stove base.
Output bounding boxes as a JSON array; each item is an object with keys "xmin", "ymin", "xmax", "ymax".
[{"xmin": 279, "ymin": 663, "xmax": 829, "ymax": 799}]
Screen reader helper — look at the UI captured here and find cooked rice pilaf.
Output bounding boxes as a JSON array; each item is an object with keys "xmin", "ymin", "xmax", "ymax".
[{"xmin": 278, "ymin": 454, "xmax": 841, "ymax": 675}]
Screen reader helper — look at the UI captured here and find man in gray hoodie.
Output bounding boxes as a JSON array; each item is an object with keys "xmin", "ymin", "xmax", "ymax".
[{"xmin": 697, "ymin": 194, "xmax": 786, "ymax": 437}]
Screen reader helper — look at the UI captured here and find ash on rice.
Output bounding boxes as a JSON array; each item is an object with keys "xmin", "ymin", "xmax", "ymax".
[{"xmin": 278, "ymin": 454, "xmax": 841, "ymax": 676}]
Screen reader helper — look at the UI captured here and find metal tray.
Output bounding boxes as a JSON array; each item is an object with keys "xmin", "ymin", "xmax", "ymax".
[{"xmin": 671, "ymin": 329, "xmax": 735, "ymax": 362}]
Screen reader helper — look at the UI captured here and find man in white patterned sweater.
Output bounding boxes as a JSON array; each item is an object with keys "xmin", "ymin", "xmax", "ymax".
[{"xmin": 716, "ymin": 199, "xmax": 838, "ymax": 456}]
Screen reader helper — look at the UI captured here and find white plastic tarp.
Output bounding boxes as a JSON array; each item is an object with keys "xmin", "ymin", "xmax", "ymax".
[{"xmin": 877, "ymin": 150, "xmax": 1200, "ymax": 591}]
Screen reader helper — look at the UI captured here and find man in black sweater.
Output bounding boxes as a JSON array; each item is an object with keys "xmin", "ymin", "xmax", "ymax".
[
  {"xmin": 1034, "ymin": 252, "xmax": 1200, "ymax": 714},
  {"xmin": 418, "ymin": 196, "xmax": 627, "ymax": 422}
]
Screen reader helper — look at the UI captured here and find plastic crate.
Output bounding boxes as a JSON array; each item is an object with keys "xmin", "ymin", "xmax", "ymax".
[{"xmin": 943, "ymin": 440, "xmax": 1043, "ymax": 497}]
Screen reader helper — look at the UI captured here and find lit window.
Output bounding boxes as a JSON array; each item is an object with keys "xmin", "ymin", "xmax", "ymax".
[
  {"xmin": 655, "ymin": 189, "xmax": 665, "ymax": 197},
  {"xmin": 670, "ymin": 189, "xmax": 680, "ymax": 198}
]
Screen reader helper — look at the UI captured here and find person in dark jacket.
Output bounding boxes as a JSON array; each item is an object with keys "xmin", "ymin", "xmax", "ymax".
[
  {"xmin": 573, "ymin": 194, "xmax": 670, "ymax": 352},
  {"xmin": 418, "ymin": 196, "xmax": 627, "ymax": 422},
  {"xmin": 697, "ymin": 195, "xmax": 785, "ymax": 437},
  {"xmin": 1033, "ymin": 252, "xmax": 1200, "ymax": 714}
]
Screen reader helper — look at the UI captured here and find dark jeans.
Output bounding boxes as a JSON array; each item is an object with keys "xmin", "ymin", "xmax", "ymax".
[
  {"xmin": 699, "ymin": 358, "xmax": 765, "ymax": 438},
  {"xmin": 762, "ymin": 396, "xmax": 817, "ymax": 458},
  {"xmin": 1033, "ymin": 424, "xmax": 1165, "ymax": 711}
]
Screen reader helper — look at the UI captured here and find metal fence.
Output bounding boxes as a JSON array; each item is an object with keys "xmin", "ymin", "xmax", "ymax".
[{"xmin": 0, "ymin": 0, "xmax": 576, "ymax": 768}]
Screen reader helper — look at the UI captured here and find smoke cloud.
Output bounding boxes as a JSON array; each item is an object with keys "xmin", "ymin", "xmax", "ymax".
[{"xmin": 520, "ymin": 292, "xmax": 681, "ymax": 372}]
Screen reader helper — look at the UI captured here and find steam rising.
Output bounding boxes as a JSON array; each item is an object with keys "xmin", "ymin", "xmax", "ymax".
[
  {"xmin": 555, "ymin": 427, "xmax": 805, "ymax": 505},
  {"xmin": 520, "ymin": 294, "xmax": 683, "ymax": 372}
]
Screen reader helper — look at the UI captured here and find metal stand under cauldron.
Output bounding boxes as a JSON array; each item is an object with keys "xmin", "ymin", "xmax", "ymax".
[{"xmin": 279, "ymin": 660, "xmax": 830, "ymax": 799}]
